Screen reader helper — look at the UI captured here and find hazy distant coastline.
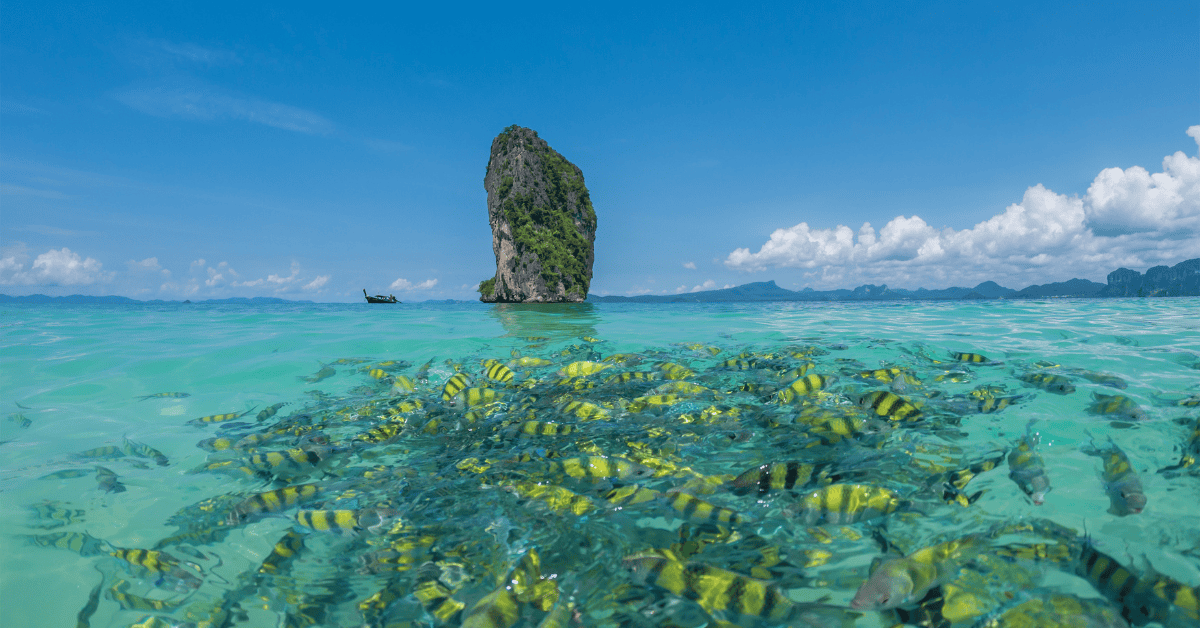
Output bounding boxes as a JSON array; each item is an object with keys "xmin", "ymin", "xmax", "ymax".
[
  {"xmin": 588, "ymin": 258, "xmax": 1200, "ymax": 303},
  {"xmin": 3, "ymin": 259, "xmax": 1196, "ymax": 305}
]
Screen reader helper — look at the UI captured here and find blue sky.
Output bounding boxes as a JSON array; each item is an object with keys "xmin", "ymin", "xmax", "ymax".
[{"xmin": 2, "ymin": 1, "xmax": 1197, "ymax": 301}]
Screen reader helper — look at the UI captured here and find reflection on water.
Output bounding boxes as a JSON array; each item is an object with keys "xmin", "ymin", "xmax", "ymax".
[{"xmin": 489, "ymin": 302, "xmax": 600, "ymax": 342}]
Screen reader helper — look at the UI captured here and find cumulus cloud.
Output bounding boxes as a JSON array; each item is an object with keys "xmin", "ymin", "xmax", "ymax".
[
  {"xmin": 725, "ymin": 126, "xmax": 1200, "ymax": 288},
  {"xmin": 683, "ymin": 261, "xmax": 697, "ymax": 269},
  {"xmin": 223, "ymin": 261, "xmax": 328, "ymax": 293},
  {"xmin": 0, "ymin": 247, "xmax": 113, "ymax": 285},
  {"xmin": 127, "ymin": 257, "xmax": 170, "ymax": 277},
  {"xmin": 202, "ymin": 261, "xmax": 238, "ymax": 287},
  {"xmin": 675, "ymin": 279, "xmax": 717, "ymax": 293},
  {"xmin": 389, "ymin": 278, "xmax": 438, "ymax": 291},
  {"xmin": 267, "ymin": 262, "xmax": 301, "ymax": 285},
  {"xmin": 302, "ymin": 275, "xmax": 330, "ymax": 291}
]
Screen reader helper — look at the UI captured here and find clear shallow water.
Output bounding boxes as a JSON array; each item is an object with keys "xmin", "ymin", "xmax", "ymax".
[{"xmin": 1, "ymin": 300, "xmax": 1198, "ymax": 627}]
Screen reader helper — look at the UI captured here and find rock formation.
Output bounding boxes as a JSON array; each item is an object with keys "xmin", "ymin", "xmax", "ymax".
[
  {"xmin": 478, "ymin": 125, "xmax": 597, "ymax": 303},
  {"xmin": 1099, "ymin": 258, "xmax": 1200, "ymax": 297}
]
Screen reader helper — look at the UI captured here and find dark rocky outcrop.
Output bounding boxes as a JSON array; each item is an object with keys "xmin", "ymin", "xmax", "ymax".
[
  {"xmin": 478, "ymin": 126, "xmax": 597, "ymax": 303},
  {"xmin": 1010, "ymin": 278, "xmax": 1106, "ymax": 299},
  {"xmin": 1099, "ymin": 259, "xmax": 1200, "ymax": 297}
]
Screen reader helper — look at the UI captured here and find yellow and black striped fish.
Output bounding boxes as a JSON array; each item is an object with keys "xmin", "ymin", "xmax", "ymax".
[
  {"xmin": 793, "ymin": 484, "xmax": 905, "ymax": 525},
  {"xmin": 1081, "ymin": 436, "xmax": 1146, "ymax": 516},
  {"xmin": 623, "ymin": 554, "xmax": 796, "ymax": 623},
  {"xmin": 258, "ymin": 530, "xmax": 306, "ymax": 574},
  {"xmin": 775, "ymin": 374, "xmax": 835, "ymax": 403},
  {"xmin": 543, "ymin": 456, "xmax": 654, "ymax": 483},
  {"xmin": 74, "ymin": 445, "xmax": 126, "ymax": 461},
  {"xmin": 110, "ymin": 548, "xmax": 179, "ymax": 573},
  {"xmin": 95, "ymin": 466, "xmax": 126, "ymax": 494},
  {"xmin": 933, "ymin": 451, "xmax": 1005, "ymax": 506},
  {"xmin": 136, "ymin": 392, "xmax": 190, "ymax": 401},
  {"xmin": 25, "ymin": 531, "xmax": 113, "ymax": 556},
  {"xmin": 1018, "ymin": 372, "xmax": 1076, "ymax": 395},
  {"xmin": 107, "ymin": 579, "xmax": 185, "ymax": 612},
  {"xmin": 482, "ymin": 359, "xmax": 515, "ymax": 384},
  {"xmin": 624, "ymin": 394, "xmax": 680, "ymax": 412},
  {"xmin": 857, "ymin": 390, "xmax": 922, "ymax": 422},
  {"xmin": 976, "ymin": 395, "xmax": 1022, "ymax": 414},
  {"xmin": 295, "ymin": 508, "xmax": 394, "ymax": 534},
  {"xmin": 662, "ymin": 491, "xmax": 745, "ymax": 526},
  {"xmin": 1008, "ymin": 424, "xmax": 1051, "ymax": 505},
  {"xmin": 510, "ymin": 420, "xmax": 573, "ymax": 438},
  {"xmin": 558, "ymin": 361, "xmax": 611, "ymax": 378},
  {"xmin": 604, "ymin": 370, "xmax": 658, "ymax": 385},
  {"xmin": 367, "ymin": 368, "xmax": 391, "ymax": 381},
  {"xmin": 188, "ymin": 407, "xmax": 256, "ymax": 426},
  {"xmin": 952, "ymin": 351, "xmax": 993, "ymax": 364},
  {"xmin": 509, "ymin": 482, "xmax": 596, "ymax": 516},
  {"xmin": 1072, "ymin": 539, "xmax": 1179, "ymax": 626},
  {"xmin": 408, "ymin": 563, "xmax": 467, "ymax": 624},
  {"xmin": 442, "ymin": 373, "xmax": 473, "ymax": 404},
  {"xmin": 559, "ymin": 399, "xmax": 610, "ymax": 421},
  {"xmin": 655, "ymin": 362, "xmax": 695, "ymax": 380},
  {"xmin": 227, "ymin": 483, "xmax": 323, "ymax": 524},
  {"xmin": 244, "ymin": 447, "xmax": 328, "ymax": 477},
  {"xmin": 728, "ymin": 462, "xmax": 824, "ymax": 496},
  {"xmin": 605, "ymin": 484, "xmax": 661, "ymax": 508},
  {"xmin": 256, "ymin": 402, "xmax": 288, "ymax": 422},
  {"xmin": 1087, "ymin": 393, "xmax": 1149, "ymax": 422}
]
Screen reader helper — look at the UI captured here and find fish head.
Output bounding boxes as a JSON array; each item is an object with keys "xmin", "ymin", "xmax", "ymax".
[
  {"xmin": 1052, "ymin": 382, "xmax": 1076, "ymax": 394},
  {"xmin": 1115, "ymin": 488, "xmax": 1146, "ymax": 514},
  {"xmin": 849, "ymin": 560, "xmax": 913, "ymax": 610}
]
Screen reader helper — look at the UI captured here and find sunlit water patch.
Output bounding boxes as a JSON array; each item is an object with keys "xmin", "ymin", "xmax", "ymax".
[{"xmin": 1, "ymin": 300, "xmax": 1198, "ymax": 627}]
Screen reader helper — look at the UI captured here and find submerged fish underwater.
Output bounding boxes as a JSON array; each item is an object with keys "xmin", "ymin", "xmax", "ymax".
[{"xmin": 8, "ymin": 309, "xmax": 1200, "ymax": 628}]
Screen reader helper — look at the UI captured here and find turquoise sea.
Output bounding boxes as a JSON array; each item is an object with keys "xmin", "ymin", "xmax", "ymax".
[{"xmin": 1, "ymin": 300, "xmax": 1198, "ymax": 628}]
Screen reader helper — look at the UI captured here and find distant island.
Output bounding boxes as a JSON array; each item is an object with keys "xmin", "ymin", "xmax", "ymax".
[
  {"xmin": 3, "ymin": 259, "xmax": 1196, "ymax": 305},
  {"xmin": 588, "ymin": 258, "xmax": 1200, "ymax": 302}
]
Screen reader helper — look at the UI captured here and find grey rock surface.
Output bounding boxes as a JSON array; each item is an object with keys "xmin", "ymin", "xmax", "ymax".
[{"xmin": 478, "ymin": 126, "xmax": 596, "ymax": 303}]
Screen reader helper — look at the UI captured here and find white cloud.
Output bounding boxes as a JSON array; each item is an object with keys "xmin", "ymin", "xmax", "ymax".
[
  {"xmin": 127, "ymin": 257, "xmax": 170, "ymax": 277},
  {"xmin": 726, "ymin": 126, "xmax": 1200, "ymax": 288},
  {"xmin": 683, "ymin": 261, "xmax": 697, "ymax": 269},
  {"xmin": 113, "ymin": 82, "xmax": 335, "ymax": 135},
  {"xmin": 302, "ymin": 275, "xmax": 329, "ymax": 291},
  {"xmin": 389, "ymin": 277, "xmax": 438, "ymax": 290},
  {"xmin": 0, "ymin": 247, "xmax": 112, "ymax": 286},
  {"xmin": 267, "ymin": 262, "xmax": 301, "ymax": 285},
  {"xmin": 690, "ymin": 280, "xmax": 717, "ymax": 293},
  {"xmin": 202, "ymin": 261, "xmax": 238, "ymax": 287}
]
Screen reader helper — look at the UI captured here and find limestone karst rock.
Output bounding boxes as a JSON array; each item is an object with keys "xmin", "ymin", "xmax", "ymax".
[
  {"xmin": 478, "ymin": 126, "xmax": 596, "ymax": 303},
  {"xmin": 1099, "ymin": 258, "xmax": 1200, "ymax": 297}
]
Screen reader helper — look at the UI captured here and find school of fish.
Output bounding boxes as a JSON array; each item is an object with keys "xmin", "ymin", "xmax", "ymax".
[{"xmin": 18, "ymin": 339, "xmax": 1200, "ymax": 628}]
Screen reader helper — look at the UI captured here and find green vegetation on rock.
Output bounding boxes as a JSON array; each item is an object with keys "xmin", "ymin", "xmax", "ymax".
[
  {"xmin": 477, "ymin": 277, "xmax": 495, "ymax": 298},
  {"xmin": 481, "ymin": 125, "xmax": 596, "ymax": 302}
]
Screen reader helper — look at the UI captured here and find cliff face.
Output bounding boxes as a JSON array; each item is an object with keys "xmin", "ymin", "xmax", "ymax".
[
  {"xmin": 1100, "ymin": 259, "xmax": 1200, "ymax": 297},
  {"xmin": 478, "ymin": 126, "xmax": 597, "ymax": 303}
]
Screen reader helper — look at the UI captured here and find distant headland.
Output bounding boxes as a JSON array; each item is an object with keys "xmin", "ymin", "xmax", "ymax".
[{"xmin": 588, "ymin": 258, "xmax": 1200, "ymax": 303}]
